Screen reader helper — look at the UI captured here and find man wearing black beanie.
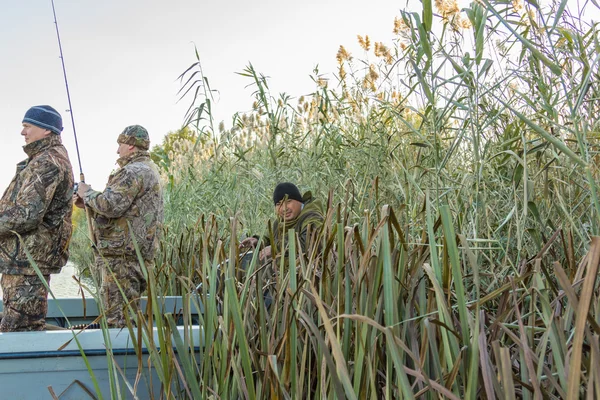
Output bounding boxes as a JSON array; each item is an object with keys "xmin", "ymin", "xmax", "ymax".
[
  {"xmin": 0, "ymin": 106, "xmax": 74, "ymax": 332},
  {"xmin": 241, "ymin": 182, "xmax": 324, "ymax": 261},
  {"xmin": 239, "ymin": 182, "xmax": 324, "ymax": 309}
]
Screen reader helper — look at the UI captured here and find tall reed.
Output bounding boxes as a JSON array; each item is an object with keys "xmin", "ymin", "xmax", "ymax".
[{"xmin": 65, "ymin": 0, "xmax": 600, "ymax": 397}]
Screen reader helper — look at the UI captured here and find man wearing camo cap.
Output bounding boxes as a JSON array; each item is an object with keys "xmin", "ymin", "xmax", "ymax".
[{"xmin": 75, "ymin": 125, "xmax": 163, "ymax": 328}]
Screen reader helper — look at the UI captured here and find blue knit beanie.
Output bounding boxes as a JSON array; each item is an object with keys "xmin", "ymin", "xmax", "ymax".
[{"xmin": 22, "ymin": 105, "xmax": 63, "ymax": 135}]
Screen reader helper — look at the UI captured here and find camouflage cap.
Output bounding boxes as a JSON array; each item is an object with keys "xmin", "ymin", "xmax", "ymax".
[{"xmin": 117, "ymin": 125, "xmax": 150, "ymax": 150}]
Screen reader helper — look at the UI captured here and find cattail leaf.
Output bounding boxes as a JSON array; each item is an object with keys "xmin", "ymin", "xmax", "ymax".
[
  {"xmin": 567, "ymin": 237, "xmax": 600, "ymax": 398},
  {"xmin": 496, "ymin": 97, "xmax": 586, "ymax": 167},
  {"xmin": 574, "ymin": 52, "xmax": 599, "ymax": 112},
  {"xmin": 308, "ymin": 282, "xmax": 357, "ymax": 400},
  {"xmin": 474, "ymin": 3, "xmax": 487, "ymax": 64},
  {"xmin": 482, "ymin": 0, "xmax": 561, "ymax": 75},
  {"xmin": 411, "ymin": 59, "xmax": 434, "ymax": 103},
  {"xmin": 495, "ymin": 205, "xmax": 516, "ymax": 234},
  {"xmin": 557, "ymin": 27, "xmax": 574, "ymax": 45},
  {"xmin": 422, "ymin": 0, "xmax": 432, "ymax": 31},
  {"xmin": 499, "ymin": 347, "xmax": 516, "ymax": 398},
  {"xmin": 166, "ymin": 315, "xmax": 203, "ymax": 399},
  {"xmin": 440, "ymin": 205, "xmax": 470, "ymax": 346},
  {"xmin": 225, "ymin": 278, "xmax": 257, "ymax": 400},
  {"xmin": 477, "ymin": 312, "xmax": 497, "ymax": 399},
  {"xmin": 412, "ymin": 12, "xmax": 432, "ymax": 62},
  {"xmin": 465, "ymin": 310, "xmax": 480, "ymax": 399},
  {"xmin": 527, "ymin": 201, "xmax": 544, "ymax": 227},
  {"xmin": 422, "ymin": 262, "xmax": 461, "ymax": 374},
  {"xmin": 552, "ymin": 0, "xmax": 569, "ymax": 31},
  {"xmin": 288, "ymin": 229, "xmax": 298, "ymax": 398},
  {"xmin": 513, "ymin": 163, "xmax": 523, "ymax": 187},
  {"xmin": 478, "ymin": 59, "xmax": 493, "ymax": 78}
]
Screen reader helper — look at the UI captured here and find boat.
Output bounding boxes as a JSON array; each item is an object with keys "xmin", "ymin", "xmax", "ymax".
[{"xmin": 0, "ymin": 296, "xmax": 202, "ymax": 399}]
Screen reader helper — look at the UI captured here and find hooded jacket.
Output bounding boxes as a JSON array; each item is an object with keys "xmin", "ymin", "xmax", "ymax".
[
  {"xmin": 0, "ymin": 135, "xmax": 74, "ymax": 275},
  {"xmin": 82, "ymin": 151, "xmax": 163, "ymax": 261}
]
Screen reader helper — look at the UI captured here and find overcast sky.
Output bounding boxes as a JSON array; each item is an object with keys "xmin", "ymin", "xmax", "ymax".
[
  {"xmin": 0, "ymin": 0, "xmax": 415, "ymax": 189},
  {"xmin": 2, "ymin": 1, "xmax": 595, "ymax": 191}
]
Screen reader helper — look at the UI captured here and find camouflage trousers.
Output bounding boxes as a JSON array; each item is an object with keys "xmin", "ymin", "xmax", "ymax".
[
  {"xmin": 96, "ymin": 256, "xmax": 148, "ymax": 328},
  {"xmin": 0, "ymin": 274, "xmax": 50, "ymax": 332}
]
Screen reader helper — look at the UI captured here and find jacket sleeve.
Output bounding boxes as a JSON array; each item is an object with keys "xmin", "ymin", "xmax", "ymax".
[
  {"xmin": 0, "ymin": 159, "xmax": 60, "ymax": 236},
  {"xmin": 83, "ymin": 167, "xmax": 140, "ymax": 218}
]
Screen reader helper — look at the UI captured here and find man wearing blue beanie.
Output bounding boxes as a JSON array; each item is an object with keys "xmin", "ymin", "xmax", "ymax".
[
  {"xmin": 22, "ymin": 105, "xmax": 64, "ymax": 135},
  {"xmin": 0, "ymin": 105, "xmax": 74, "ymax": 332}
]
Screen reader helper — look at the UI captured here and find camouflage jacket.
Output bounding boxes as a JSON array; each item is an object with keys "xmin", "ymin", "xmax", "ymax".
[
  {"xmin": 83, "ymin": 151, "xmax": 163, "ymax": 261},
  {"xmin": 0, "ymin": 135, "xmax": 74, "ymax": 275}
]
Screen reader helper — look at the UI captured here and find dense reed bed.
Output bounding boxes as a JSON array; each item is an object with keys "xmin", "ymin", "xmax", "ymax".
[
  {"xmin": 67, "ymin": 0, "xmax": 600, "ymax": 398},
  {"xmin": 144, "ymin": 207, "xmax": 600, "ymax": 399}
]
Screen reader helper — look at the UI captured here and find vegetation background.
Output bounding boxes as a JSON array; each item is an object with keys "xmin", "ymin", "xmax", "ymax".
[{"xmin": 69, "ymin": 0, "xmax": 600, "ymax": 398}]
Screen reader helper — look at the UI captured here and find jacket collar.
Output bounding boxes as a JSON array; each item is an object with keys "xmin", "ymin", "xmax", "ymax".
[
  {"xmin": 117, "ymin": 151, "xmax": 150, "ymax": 168},
  {"xmin": 22, "ymin": 134, "xmax": 62, "ymax": 158}
]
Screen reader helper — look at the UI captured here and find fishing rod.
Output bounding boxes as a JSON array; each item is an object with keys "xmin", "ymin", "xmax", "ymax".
[
  {"xmin": 50, "ymin": 0, "xmax": 97, "ymax": 247},
  {"xmin": 50, "ymin": 0, "xmax": 85, "ymax": 183}
]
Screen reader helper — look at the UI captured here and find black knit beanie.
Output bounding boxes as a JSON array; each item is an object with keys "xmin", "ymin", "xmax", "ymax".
[{"xmin": 273, "ymin": 182, "xmax": 303, "ymax": 205}]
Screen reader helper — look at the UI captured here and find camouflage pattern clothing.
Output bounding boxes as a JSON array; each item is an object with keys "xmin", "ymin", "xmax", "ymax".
[
  {"xmin": 82, "ymin": 151, "xmax": 163, "ymax": 260},
  {"xmin": 0, "ymin": 274, "xmax": 50, "ymax": 332},
  {"xmin": 82, "ymin": 150, "xmax": 163, "ymax": 327},
  {"xmin": 0, "ymin": 134, "xmax": 73, "ymax": 332},
  {"xmin": 95, "ymin": 256, "xmax": 148, "ymax": 327},
  {"xmin": 117, "ymin": 125, "xmax": 150, "ymax": 150},
  {"xmin": 0, "ymin": 135, "xmax": 74, "ymax": 275}
]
